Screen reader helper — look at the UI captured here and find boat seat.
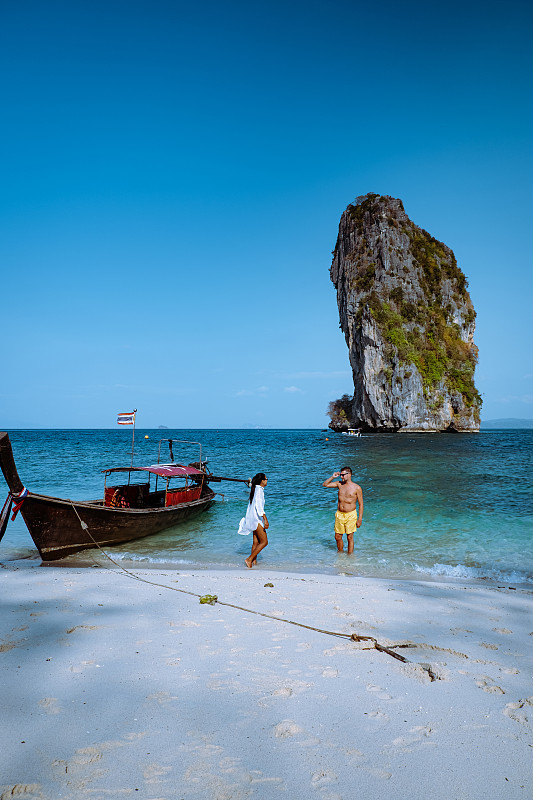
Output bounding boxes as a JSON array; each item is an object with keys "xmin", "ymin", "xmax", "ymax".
[
  {"xmin": 165, "ymin": 486, "xmax": 202, "ymax": 506},
  {"xmin": 105, "ymin": 483, "xmax": 150, "ymax": 508}
]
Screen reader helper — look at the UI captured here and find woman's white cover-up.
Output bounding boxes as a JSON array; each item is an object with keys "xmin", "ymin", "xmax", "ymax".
[{"xmin": 237, "ymin": 485, "xmax": 265, "ymax": 535}]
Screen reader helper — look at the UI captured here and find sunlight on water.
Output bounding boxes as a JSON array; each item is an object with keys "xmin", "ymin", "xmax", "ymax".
[{"xmin": 1, "ymin": 428, "xmax": 532, "ymax": 584}]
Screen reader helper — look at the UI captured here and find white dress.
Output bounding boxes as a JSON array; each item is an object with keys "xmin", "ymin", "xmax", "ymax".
[{"xmin": 237, "ymin": 486, "xmax": 265, "ymax": 535}]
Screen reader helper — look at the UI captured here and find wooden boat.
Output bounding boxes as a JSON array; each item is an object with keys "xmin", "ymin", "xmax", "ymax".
[{"xmin": 0, "ymin": 432, "xmax": 247, "ymax": 562}]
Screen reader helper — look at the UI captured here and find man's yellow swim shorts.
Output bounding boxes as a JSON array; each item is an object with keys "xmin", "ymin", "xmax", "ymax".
[{"xmin": 334, "ymin": 509, "xmax": 359, "ymax": 535}]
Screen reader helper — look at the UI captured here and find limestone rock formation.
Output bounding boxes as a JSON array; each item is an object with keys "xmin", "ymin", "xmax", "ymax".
[{"xmin": 329, "ymin": 193, "xmax": 481, "ymax": 432}]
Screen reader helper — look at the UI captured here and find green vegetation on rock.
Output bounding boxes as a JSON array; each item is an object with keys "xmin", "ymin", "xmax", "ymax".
[
  {"xmin": 359, "ymin": 289, "xmax": 480, "ymax": 413},
  {"xmin": 403, "ymin": 223, "xmax": 468, "ymax": 300},
  {"xmin": 329, "ymin": 193, "xmax": 481, "ymax": 430},
  {"xmin": 326, "ymin": 394, "xmax": 353, "ymax": 428},
  {"xmin": 347, "ymin": 193, "xmax": 380, "ymax": 230},
  {"xmin": 352, "ymin": 262, "xmax": 376, "ymax": 292}
]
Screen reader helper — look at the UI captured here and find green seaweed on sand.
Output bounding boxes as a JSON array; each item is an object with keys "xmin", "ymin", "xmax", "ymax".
[{"xmin": 199, "ymin": 594, "xmax": 218, "ymax": 605}]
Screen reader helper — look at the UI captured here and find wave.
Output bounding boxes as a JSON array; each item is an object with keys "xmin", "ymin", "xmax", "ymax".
[
  {"xmin": 410, "ymin": 560, "xmax": 532, "ymax": 585},
  {"xmin": 95, "ymin": 551, "xmax": 195, "ymax": 566}
]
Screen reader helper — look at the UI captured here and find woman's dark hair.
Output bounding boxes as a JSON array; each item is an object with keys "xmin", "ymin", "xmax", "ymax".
[{"xmin": 249, "ymin": 473, "xmax": 266, "ymax": 503}]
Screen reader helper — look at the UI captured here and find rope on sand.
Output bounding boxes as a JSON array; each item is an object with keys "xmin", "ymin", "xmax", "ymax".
[{"xmin": 69, "ymin": 503, "xmax": 435, "ymax": 678}]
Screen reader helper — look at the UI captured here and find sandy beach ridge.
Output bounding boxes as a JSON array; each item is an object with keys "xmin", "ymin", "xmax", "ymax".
[{"xmin": 1, "ymin": 560, "xmax": 532, "ymax": 799}]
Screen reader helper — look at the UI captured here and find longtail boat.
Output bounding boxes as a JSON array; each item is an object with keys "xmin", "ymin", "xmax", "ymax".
[{"xmin": 0, "ymin": 432, "xmax": 249, "ymax": 562}]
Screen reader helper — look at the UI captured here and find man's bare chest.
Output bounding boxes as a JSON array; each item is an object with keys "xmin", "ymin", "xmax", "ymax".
[{"xmin": 338, "ymin": 484, "xmax": 357, "ymax": 502}]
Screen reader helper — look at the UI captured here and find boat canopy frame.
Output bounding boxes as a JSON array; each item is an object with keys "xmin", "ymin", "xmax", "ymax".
[{"xmin": 102, "ymin": 439, "xmax": 207, "ymax": 503}]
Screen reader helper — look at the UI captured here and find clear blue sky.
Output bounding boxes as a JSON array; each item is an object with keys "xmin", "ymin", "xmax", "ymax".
[{"xmin": 1, "ymin": 0, "xmax": 532, "ymax": 428}]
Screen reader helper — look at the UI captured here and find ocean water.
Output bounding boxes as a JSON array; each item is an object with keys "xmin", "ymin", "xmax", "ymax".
[{"xmin": 1, "ymin": 428, "xmax": 532, "ymax": 585}]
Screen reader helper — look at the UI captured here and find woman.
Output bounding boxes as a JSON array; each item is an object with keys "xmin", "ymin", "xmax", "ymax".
[{"xmin": 237, "ymin": 473, "xmax": 269, "ymax": 568}]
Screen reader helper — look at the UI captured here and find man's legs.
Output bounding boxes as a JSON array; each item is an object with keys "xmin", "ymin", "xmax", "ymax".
[
  {"xmin": 346, "ymin": 510, "xmax": 358, "ymax": 553},
  {"xmin": 334, "ymin": 512, "xmax": 345, "ymax": 551},
  {"xmin": 334, "ymin": 511, "xmax": 356, "ymax": 554}
]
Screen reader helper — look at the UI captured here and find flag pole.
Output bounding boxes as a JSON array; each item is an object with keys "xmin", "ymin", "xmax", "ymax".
[{"xmin": 130, "ymin": 409, "xmax": 137, "ymax": 467}]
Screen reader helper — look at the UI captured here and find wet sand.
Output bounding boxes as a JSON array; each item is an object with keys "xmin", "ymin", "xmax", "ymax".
[{"xmin": 1, "ymin": 562, "xmax": 532, "ymax": 799}]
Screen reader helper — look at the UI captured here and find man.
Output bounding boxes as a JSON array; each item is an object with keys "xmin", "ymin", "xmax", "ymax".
[{"xmin": 322, "ymin": 467, "xmax": 363, "ymax": 554}]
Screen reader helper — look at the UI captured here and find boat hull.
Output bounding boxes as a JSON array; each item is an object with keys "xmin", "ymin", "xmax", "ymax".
[{"xmin": 18, "ymin": 489, "xmax": 216, "ymax": 561}]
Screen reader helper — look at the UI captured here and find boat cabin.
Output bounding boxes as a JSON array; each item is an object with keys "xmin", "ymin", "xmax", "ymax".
[{"xmin": 103, "ymin": 463, "xmax": 205, "ymax": 510}]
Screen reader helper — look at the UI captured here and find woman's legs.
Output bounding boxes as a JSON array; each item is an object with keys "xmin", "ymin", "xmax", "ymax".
[
  {"xmin": 251, "ymin": 531, "xmax": 259, "ymax": 565},
  {"xmin": 245, "ymin": 524, "xmax": 268, "ymax": 568}
]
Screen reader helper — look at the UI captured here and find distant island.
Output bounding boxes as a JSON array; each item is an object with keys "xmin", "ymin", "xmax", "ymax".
[
  {"xmin": 481, "ymin": 419, "xmax": 533, "ymax": 429},
  {"xmin": 328, "ymin": 193, "xmax": 481, "ymax": 433}
]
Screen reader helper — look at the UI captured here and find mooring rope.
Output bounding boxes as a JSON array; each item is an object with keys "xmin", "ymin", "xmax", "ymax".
[{"xmin": 68, "ymin": 501, "xmax": 434, "ymax": 677}]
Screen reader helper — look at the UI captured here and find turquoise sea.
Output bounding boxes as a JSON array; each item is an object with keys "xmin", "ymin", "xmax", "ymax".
[{"xmin": 1, "ymin": 429, "xmax": 532, "ymax": 585}]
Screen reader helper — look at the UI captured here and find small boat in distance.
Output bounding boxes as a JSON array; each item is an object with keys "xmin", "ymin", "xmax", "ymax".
[
  {"xmin": 0, "ymin": 432, "xmax": 249, "ymax": 562},
  {"xmin": 342, "ymin": 428, "xmax": 362, "ymax": 437}
]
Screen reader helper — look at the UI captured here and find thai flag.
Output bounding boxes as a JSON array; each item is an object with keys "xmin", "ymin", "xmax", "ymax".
[{"xmin": 117, "ymin": 411, "xmax": 136, "ymax": 425}]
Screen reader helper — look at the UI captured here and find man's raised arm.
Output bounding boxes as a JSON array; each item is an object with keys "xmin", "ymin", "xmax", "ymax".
[{"xmin": 323, "ymin": 472, "xmax": 341, "ymax": 488}]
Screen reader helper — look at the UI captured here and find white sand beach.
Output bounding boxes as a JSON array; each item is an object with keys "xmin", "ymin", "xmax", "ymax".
[{"xmin": 1, "ymin": 562, "xmax": 532, "ymax": 799}]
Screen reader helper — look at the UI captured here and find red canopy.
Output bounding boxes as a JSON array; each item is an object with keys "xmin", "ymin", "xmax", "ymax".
[
  {"xmin": 103, "ymin": 464, "xmax": 204, "ymax": 478},
  {"xmin": 139, "ymin": 464, "xmax": 204, "ymax": 478}
]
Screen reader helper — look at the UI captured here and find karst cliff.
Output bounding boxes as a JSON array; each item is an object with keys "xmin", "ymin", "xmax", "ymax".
[{"xmin": 328, "ymin": 193, "xmax": 481, "ymax": 432}]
